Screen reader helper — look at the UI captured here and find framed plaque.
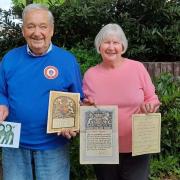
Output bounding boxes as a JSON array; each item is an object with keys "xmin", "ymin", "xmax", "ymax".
[{"xmin": 47, "ymin": 91, "xmax": 80, "ymax": 133}]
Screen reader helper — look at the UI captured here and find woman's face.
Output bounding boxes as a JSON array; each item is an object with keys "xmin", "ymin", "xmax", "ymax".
[{"xmin": 99, "ymin": 34, "xmax": 123, "ymax": 63}]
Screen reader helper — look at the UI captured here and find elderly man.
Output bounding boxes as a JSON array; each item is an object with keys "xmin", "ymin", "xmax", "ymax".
[{"xmin": 0, "ymin": 3, "xmax": 83, "ymax": 180}]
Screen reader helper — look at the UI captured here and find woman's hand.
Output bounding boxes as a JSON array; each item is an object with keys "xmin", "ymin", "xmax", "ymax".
[
  {"xmin": 82, "ymin": 97, "xmax": 96, "ymax": 106},
  {"xmin": 140, "ymin": 103, "xmax": 160, "ymax": 114},
  {"xmin": 57, "ymin": 129, "xmax": 79, "ymax": 139}
]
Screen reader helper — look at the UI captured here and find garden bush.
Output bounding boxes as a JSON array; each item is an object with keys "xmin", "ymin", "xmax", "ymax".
[
  {"xmin": 150, "ymin": 73, "xmax": 180, "ymax": 179},
  {"xmin": 150, "ymin": 155, "xmax": 180, "ymax": 180},
  {"xmin": 0, "ymin": 0, "xmax": 179, "ymax": 61},
  {"xmin": 154, "ymin": 73, "xmax": 180, "ymax": 156},
  {"xmin": 70, "ymin": 45, "xmax": 100, "ymax": 75},
  {"xmin": 50, "ymin": 0, "xmax": 180, "ymax": 61}
]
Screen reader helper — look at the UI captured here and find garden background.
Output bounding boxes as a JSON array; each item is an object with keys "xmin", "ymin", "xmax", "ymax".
[{"xmin": 0, "ymin": 0, "xmax": 179, "ymax": 179}]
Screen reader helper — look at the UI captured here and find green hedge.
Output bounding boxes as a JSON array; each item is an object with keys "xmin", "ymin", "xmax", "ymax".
[
  {"xmin": 149, "ymin": 73, "xmax": 180, "ymax": 179},
  {"xmin": 154, "ymin": 73, "xmax": 180, "ymax": 156},
  {"xmin": 0, "ymin": 0, "xmax": 179, "ymax": 61},
  {"xmin": 70, "ymin": 46, "xmax": 100, "ymax": 75}
]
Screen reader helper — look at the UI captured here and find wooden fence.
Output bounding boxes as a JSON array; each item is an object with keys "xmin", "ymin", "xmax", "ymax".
[{"xmin": 143, "ymin": 62, "xmax": 180, "ymax": 79}]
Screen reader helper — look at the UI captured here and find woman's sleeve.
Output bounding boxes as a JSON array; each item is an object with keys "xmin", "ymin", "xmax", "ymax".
[{"xmin": 139, "ymin": 63, "xmax": 160, "ymax": 105}]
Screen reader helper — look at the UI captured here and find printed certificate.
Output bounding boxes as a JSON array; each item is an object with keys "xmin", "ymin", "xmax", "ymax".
[
  {"xmin": 80, "ymin": 106, "xmax": 119, "ymax": 164},
  {"xmin": 47, "ymin": 91, "xmax": 80, "ymax": 133},
  {"xmin": 132, "ymin": 113, "xmax": 161, "ymax": 156}
]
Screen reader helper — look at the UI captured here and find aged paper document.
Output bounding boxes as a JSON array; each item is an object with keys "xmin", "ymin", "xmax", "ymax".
[
  {"xmin": 132, "ymin": 113, "xmax": 161, "ymax": 156},
  {"xmin": 0, "ymin": 121, "xmax": 21, "ymax": 148},
  {"xmin": 47, "ymin": 91, "xmax": 80, "ymax": 133},
  {"xmin": 80, "ymin": 106, "xmax": 119, "ymax": 164}
]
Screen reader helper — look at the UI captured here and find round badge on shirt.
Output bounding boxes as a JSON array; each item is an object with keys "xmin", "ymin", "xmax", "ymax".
[{"xmin": 44, "ymin": 66, "xmax": 59, "ymax": 79}]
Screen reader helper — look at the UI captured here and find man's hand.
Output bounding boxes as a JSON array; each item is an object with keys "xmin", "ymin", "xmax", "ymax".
[
  {"xmin": 0, "ymin": 105, "xmax": 9, "ymax": 122},
  {"xmin": 57, "ymin": 129, "xmax": 79, "ymax": 139}
]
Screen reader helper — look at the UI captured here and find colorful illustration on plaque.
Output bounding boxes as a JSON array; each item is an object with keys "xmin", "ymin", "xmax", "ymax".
[{"xmin": 52, "ymin": 96, "xmax": 76, "ymax": 128}]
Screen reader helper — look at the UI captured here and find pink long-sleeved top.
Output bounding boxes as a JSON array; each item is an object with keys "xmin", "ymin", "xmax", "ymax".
[{"xmin": 83, "ymin": 59, "xmax": 160, "ymax": 153}]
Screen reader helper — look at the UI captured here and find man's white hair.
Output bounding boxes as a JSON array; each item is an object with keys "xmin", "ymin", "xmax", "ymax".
[{"xmin": 22, "ymin": 3, "xmax": 54, "ymax": 25}]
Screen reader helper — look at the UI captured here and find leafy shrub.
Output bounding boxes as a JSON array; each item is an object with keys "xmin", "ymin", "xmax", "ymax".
[
  {"xmin": 50, "ymin": 0, "xmax": 115, "ymax": 49},
  {"xmin": 70, "ymin": 45, "xmax": 100, "ymax": 74},
  {"xmin": 149, "ymin": 73, "xmax": 180, "ymax": 179},
  {"xmin": 50, "ymin": 0, "xmax": 180, "ymax": 61},
  {"xmin": 0, "ymin": 0, "xmax": 179, "ymax": 62},
  {"xmin": 154, "ymin": 73, "xmax": 180, "ymax": 156},
  {"xmin": 150, "ymin": 155, "xmax": 180, "ymax": 180},
  {"xmin": 0, "ymin": 9, "xmax": 24, "ymax": 59},
  {"xmin": 115, "ymin": 0, "xmax": 180, "ymax": 61}
]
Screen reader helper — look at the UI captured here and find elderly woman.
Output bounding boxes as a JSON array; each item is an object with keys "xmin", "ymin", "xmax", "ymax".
[{"xmin": 83, "ymin": 23, "xmax": 160, "ymax": 180}]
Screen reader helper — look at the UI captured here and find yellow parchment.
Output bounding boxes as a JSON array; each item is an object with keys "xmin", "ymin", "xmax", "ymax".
[{"xmin": 132, "ymin": 113, "xmax": 161, "ymax": 156}]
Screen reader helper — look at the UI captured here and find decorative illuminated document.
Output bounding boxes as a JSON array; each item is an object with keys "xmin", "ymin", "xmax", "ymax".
[
  {"xmin": 47, "ymin": 91, "xmax": 80, "ymax": 133},
  {"xmin": 132, "ymin": 113, "xmax": 161, "ymax": 156},
  {"xmin": 80, "ymin": 106, "xmax": 119, "ymax": 164},
  {"xmin": 0, "ymin": 121, "xmax": 21, "ymax": 148}
]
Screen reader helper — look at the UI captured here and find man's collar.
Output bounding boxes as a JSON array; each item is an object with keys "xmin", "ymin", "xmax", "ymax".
[{"xmin": 26, "ymin": 43, "xmax": 52, "ymax": 57}]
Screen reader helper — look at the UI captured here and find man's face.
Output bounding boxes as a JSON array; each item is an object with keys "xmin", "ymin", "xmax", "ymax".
[{"xmin": 22, "ymin": 9, "xmax": 54, "ymax": 55}]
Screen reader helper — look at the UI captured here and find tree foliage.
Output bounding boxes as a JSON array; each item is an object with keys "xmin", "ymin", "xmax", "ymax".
[
  {"xmin": 150, "ymin": 73, "xmax": 180, "ymax": 179},
  {"xmin": 0, "ymin": 0, "xmax": 179, "ymax": 61}
]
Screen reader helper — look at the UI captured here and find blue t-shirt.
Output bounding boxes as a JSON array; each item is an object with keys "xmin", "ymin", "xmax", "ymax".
[{"xmin": 0, "ymin": 44, "xmax": 83, "ymax": 150}]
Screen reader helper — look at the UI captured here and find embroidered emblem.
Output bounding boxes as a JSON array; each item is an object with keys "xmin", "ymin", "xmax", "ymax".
[{"xmin": 44, "ymin": 66, "xmax": 59, "ymax": 79}]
